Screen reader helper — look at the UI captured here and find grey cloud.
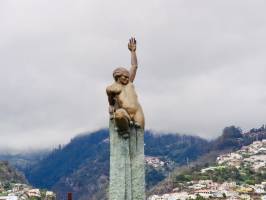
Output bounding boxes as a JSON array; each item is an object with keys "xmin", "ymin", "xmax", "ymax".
[{"xmin": 0, "ymin": 0, "xmax": 266, "ymax": 150}]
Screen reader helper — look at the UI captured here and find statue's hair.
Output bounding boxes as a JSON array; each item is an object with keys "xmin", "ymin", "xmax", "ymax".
[{"xmin": 113, "ymin": 67, "xmax": 130, "ymax": 80}]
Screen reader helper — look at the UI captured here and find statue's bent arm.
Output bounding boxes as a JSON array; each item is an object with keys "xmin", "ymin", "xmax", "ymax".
[
  {"xmin": 106, "ymin": 84, "xmax": 122, "ymax": 113},
  {"xmin": 106, "ymin": 88, "xmax": 115, "ymax": 112}
]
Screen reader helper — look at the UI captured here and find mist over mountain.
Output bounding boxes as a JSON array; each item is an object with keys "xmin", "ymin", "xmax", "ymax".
[{"xmin": 0, "ymin": 151, "xmax": 49, "ymax": 173}]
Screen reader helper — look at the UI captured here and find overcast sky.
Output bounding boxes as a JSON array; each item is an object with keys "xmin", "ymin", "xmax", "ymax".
[{"xmin": 1, "ymin": 0, "xmax": 266, "ymax": 151}]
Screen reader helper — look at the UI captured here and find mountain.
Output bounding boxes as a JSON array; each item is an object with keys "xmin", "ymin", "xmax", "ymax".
[
  {"xmin": 148, "ymin": 139, "xmax": 266, "ymax": 199},
  {"xmin": 148, "ymin": 125, "xmax": 266, "ymax": 196},
  {"xmin": 23, "ymin": 129, "xmax": 208, "ymax": 200},
  {"xmin": 0, "ymin": 161, "xmax": 27, "ymax": 184},
  {"xmin": 5, "ymin": 125, "xmax": 266, "ymax": 200}
]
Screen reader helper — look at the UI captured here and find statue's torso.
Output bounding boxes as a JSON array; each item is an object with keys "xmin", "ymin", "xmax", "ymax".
[
  {"xmin": 107, "ymin": 81, "xmax": 145, "ymax": 127},
  {"xmin": 116, "ymin": 82, "xmax": 140, "ymax": 116}
]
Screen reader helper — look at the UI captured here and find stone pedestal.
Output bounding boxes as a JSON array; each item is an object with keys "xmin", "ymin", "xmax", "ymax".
[{"xmin": 109, "ymin": 120, "xmax": 145, "ymax": 200}]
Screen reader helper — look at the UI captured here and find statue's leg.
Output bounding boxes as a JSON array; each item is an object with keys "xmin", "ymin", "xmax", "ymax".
[
  {"xmin": 132, "ymin": 108, "xmax": 145, "ymax": 129},
  {"xmin": 114, "ymin": 109, "xmax": 131, "ymax": 138}
]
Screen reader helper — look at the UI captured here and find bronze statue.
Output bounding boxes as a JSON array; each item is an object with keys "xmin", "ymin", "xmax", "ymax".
[
  {"xmin": 107, "ymin": 38, "xmax": 145, "ymax": 200},
  {"xmin": 106, "ymin": 38, "xmax": 145, "ymax": 137}
]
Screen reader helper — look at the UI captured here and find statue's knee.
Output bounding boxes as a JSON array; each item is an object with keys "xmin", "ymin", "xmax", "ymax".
[
  {"xmin": 115, "ymin": 109, "xmax": 129, "ymax": 120},
  {"xmin": 115, "ymin": 110, "xmax": 123, "ymax": 119}
]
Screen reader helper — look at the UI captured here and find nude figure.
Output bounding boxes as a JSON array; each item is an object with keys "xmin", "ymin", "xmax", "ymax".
[{"xmin": 106, "ymin": 38, "xmax": 145, "ymax": 137}]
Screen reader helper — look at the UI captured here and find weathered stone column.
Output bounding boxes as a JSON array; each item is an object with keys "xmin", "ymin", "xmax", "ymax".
[{"xmin": 109, "ymin": 120, "xmax": 145, "ymax": 200}]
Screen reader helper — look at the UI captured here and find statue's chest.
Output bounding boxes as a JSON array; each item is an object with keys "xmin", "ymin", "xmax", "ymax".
[{"xmin": 117, "ymin": 84, "xmax": 137, "ymax": 102}]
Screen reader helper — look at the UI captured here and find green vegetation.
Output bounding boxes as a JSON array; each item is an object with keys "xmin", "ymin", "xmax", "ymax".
[
  {"xmin": 29, "ymin": 197, "xmax": 40, "ymax": 200},
  {"xmin": 40, "ymin": 189, "xmax": 47, "ymax": 199},
  {"xmin": 0, "ymin": 192, "xmax": 8, "ymax": 196},
  {"xmin": 173, "ymin": 165, "xmax": 266, "ymax": 187},
  {"xmin": 195, "ymin": 195, "xmax": 207, "ymax": 200},
  {"xmin": 3, "ymin": 182, "xmax": 11, "ymax": 190},
  {"xmin": 146, "ymin": 166, "xmax": 166, "ymax": 189},
  {"xmin": 188, "ymin": 195, "xmax": 207, "ymax": 200}
]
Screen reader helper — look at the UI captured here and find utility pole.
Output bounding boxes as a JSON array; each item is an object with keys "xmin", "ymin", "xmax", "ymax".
[{"xmin": 67, "ymin": 192, "xmax": 72, "ymax": 200}]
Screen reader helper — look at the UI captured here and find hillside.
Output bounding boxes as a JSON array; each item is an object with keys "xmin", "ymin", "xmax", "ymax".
[
  {"xmin": 5, "ymin": 125, "xmax": 265, "ymax": 200},
  {"xmin": 0, "ymin": 161, "xmax": 27, "ymax": 184},
  {"xmin": 23, "ymin": 130, "xmax": 208, "ymax": 200},
  {"xmin": 148, "ymin": 126, "xmax": 266, "ymax": 196},
  {"xmin": 148, "ymin": 139, "xmax": 266, "ymax": 199}
]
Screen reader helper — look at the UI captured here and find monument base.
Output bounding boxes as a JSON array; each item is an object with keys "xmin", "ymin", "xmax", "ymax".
[{"xmin": 109, "ymin": 119, "xmax": 145, "ymax": 200}]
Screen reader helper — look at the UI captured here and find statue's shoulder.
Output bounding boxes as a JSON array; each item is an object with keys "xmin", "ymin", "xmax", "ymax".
[
  {"xmin": 106, "ymin": 82, "xmax": 122, "ymax": 95},
  {"xmin": 127, "ymin": 82, "xmax": 135, "ymax": 89}
]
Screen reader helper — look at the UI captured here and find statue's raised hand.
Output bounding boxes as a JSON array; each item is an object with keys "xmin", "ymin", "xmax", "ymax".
[{"xmin": 128, "ymin": 37, "xmax": 136, "ymax": 52}]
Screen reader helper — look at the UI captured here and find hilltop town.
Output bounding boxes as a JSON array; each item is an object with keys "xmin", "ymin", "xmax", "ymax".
[
  {"xmin": 0, "ymin": 160, "xmax": 55, "ymax": 200},
  {"xmin": 148, "ymin": 139, "xmax": 266, "ymax": 200},
  {"xmin": 0, "ymin": 182, "xmax": 56, "ymax": 200}
]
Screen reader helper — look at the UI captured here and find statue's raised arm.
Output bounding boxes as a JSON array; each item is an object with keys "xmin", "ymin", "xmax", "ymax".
[{"xmin": 128, "ymin": 37, "xmax": 138, "ymax": 82}]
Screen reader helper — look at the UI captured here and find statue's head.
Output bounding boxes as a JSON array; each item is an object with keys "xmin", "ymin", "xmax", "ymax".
[{"xmin": 113, "ymin": 67, "xmax": 130, "ymax": 85}]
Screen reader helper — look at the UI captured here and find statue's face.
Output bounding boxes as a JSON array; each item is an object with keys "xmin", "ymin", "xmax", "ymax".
[{"xmin": 117, "ymin": 75, "xmax": 129, "ymax": 85}]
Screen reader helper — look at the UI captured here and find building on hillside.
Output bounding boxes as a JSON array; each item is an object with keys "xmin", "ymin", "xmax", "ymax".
[
  {"xmin": 193, "ymin": 189, "xmax": 212, "ymax": 198},
  {"xmin": 162, "ymin": 192, "xmax": 189, "ymax": 200},
  {"xmin": 218, "ymin": 182, "xmax": 236, "ymax": 191},
  {"xmin": 12, "ymin": 184, "xmax": 27, "ymax": 193},
  {"xmin": 198, "ymin": 180, "xmax": 213, "ymax": 188},
  {"xmin": 188, "ymin": 183, "xmax": 206, "ymax": 190},
  {"xmin": 252, "ymin": 184, "xmax": 266, "ymax": 194},
  {"xmin": 0, "ymin": 196, "xmax": 18, "ymax": 200},
  {"xmin": 217, "ymin": 152, "xmax": 242, "ymax": 165},
  {"xmin": 145, "ymin": 156, "xmax": 165, "ymax": 168},
  {"xmin": 240, "ymin": 194, "xmax": 251, "ymax": 200},
  {"xmin": 27, "ymin": 189, "xmax": 41, "ymax": 198},
  {"xmin": 261, "ymin": 195, "xmax": 266, "ymax": 200},
  {"xmin": 147, "ymin": 195, "xmax": 160, "ymax": 200},
  {"xmin": 237, "ymin": 186, "xmax": 253, "ymax": 194},
  {"xmin": 45, "ymin": 191, "xmax": 56, "ymax": 200},
  {"xmin": 201, "ymin": 166, "xmax": 220, "ymax": 173}
]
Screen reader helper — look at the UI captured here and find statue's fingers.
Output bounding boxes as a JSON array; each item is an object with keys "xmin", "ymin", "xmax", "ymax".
[{"xmin": 132, "ymin": 38, "xmax": 135, "ymax": 44}]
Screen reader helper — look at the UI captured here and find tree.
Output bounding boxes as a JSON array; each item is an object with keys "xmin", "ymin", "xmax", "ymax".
[
  {"xmin": 195, "ymin": 194, "xmax": 207, "ymax": 200},
  {"xmin": 222, "ymin": 126, "xmax": 242, "ymax": 139},
  {"xmin": 222, "ymin": 193, "xmax": 226, "ymax": 198}
]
